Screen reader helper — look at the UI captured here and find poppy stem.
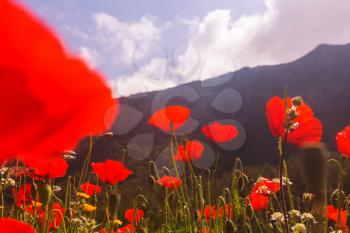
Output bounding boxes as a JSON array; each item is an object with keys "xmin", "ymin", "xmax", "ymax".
[{"xmin": 279, "ymin": 130, "xmax": 290, "ymax": 233}]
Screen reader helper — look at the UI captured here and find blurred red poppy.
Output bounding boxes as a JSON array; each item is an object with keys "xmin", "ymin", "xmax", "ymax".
[
  {"xmin": 174, "ymin": 140, "xmax": 204, "ymax": 162},
  {"xmin": 336, "ymin": 126, "xmax": 350, "ymax": 158},
  {"xmin": 197, "ymin": 204, "xmax": 233, "ymax": 221},
  {"xmin": 125, "ymin": 208, "xmax": 144, "ymax": 223},
  {"xmin": 248, "ymin": 193, "xmax": 268, "ymax": 212},
  {"xmin": 327, "ymin": 205, "xmax": 347, "ymax": 231},
  {"xmin": 201, "ymin": 122, "xmax": 239, "ymax": 143},
  {"xmin": 0, "ymin": 218, "xmax": 36, "ymax": 233},
  {"xmin": 157, "ymin": 176, "xmax": 182, "ymax": 189},
  {"xmin": 117, "ymin": 224, "xmax": 136, "ymax": 233},
  {"xmin": 22, "ymin": 157, "xmax": 68, "ymax": 179},
  {"xmin": 46, "ymin": 203, "xmax": 65, "ymax": 230},
  {"xmin": 266, "ymin": 96, "xmax": 322, "ymax": 147},
  {"xmin": 148, "ymin": 106, "xmax": 190, "ymax": 132},
  {"xmin": 91, "ymin": 160, "xmax": 133, "ymax": 185},
  {"xmin": 80, "ymin": 183, "xmax": 102, "ymax": 196},
  {"xmin": 0, "ymin": 0, "xmax": 117, "ymax": 164},
  {"xmin": 252, "ymin": 178, "xmax": 280, "ymax": 195},
  {"xmin": 12, "ymin": 184, "xmax": 32, "ymax": 207},
  {"xmin": 25, "ymin": 202, "xmax": 64, "ymax": 230}
]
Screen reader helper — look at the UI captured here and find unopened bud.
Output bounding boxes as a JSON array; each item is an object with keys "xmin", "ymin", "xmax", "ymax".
[{"xmin": 38, "ymin": 184, "xmax": 52, "ymax": 206}]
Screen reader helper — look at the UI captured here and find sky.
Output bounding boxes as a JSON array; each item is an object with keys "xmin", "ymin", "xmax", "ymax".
[{"xmin": 20, "ymin": 0, "xmax": 350, "ymax": 97}]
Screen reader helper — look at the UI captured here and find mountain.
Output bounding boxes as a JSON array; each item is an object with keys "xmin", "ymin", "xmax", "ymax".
[{"xmin": 74, "ymin": 43, "xmax": 350, "ymax": 174}]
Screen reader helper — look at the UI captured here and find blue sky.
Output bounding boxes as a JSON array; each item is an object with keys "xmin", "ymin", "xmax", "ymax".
[{"xmin": 20, "ymin": 0, "xmax": 350, "ymax": 97}]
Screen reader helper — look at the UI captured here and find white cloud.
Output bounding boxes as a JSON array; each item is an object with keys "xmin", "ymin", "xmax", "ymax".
[
  {"xmin": 93, "ymin": 12, "xmax": 161, "ymax": 66},
  {"xmin": 110, "ymin": 58, "xmax": 177, "ymax": 97},
  {"xmin": 61, "ymin": 0, "xmax": 350, "ymax": 97},
  {"xmin": 111, "ymin": 0, "xmax": 350, "ymax": 97},
  {"xmin": 177, "ymin": 0, "xmax": 350, "ymax": 81},
  {"xmin": 78, "ymin": 46, "xmax": 98, "ymax": 68}
]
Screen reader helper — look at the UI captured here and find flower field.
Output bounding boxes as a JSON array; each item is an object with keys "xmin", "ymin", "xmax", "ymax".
[{"xmin": 2, "ymin": 1, "xmax": 350, "ymax": 233}]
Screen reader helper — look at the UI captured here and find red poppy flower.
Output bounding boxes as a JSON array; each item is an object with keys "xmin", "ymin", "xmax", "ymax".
[
  {"xmin": 12, "ymin": 184, "xmax": 33, "ymax": 207},
  {"xmin": 201, "ymin": 122, "xmax": 239, "ymax": 143},
  {"xmin": 125, "ymin": 208, "xmax": 144, "ymax": 223},
  {"xmin": 157, "ymin": 176, "xmax": 182, "ymax": 189},
  {"xmin": 174, "ymin": 140, "xmax": 204, "ymax": 162},
  {"xmin": 22, "ymin": 157, "xmax": 68, "ymax": 179},
  {"xmin": 266, "ymin": 96, "xmax": 322, "ymax": 147},
  {"xmin": 327, "ymin": 205, "xmax": 347, "ymax": 231},
  {"xmin": 197, "ymin": 204, "xmax": 233, "ymax": 221},
  {"xmin": 25, "ymin": 202, "xmax": 64, "ymax": 230},
  {"xmin": 252, "ymin": 178, "xmax": 280, "ymax": 195},
  {"xmin": 148, "ymin": 106, "xmax": 190, "ymax": 132},
  {"xmin": 248, "ymin": 193, "xmax": 269, "ymax": 212},
  {"xmin": 91, "ymin": 160, "xmax": 133, "ymax": 185},
  {"xmin": 80, "ymin": 183, "xmax": 102, "ymax": 196},
  {"xmin": 336, "ymin": 126, "xmax": 350, "ymax": 158},
  {"xmin": 46, "ymin": 203, "xmax": 65, "ymax": 230},
  {"xmin": 0, "ymin": 218, "xmax": 36, "ymax": 233},
  {"xmin": 0, "ymin": 0, "xmax": 117, "ymax": 164},
  {"xmin": 117, "ymin": 224, "xmax": 136, "ymax": 233}
]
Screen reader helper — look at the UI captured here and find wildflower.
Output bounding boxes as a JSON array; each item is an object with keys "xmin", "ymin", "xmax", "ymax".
[
  {"xmin": 82, "ymin": 203, "xmax": 97, "ymax": 213},
  {"xmin": 48, "ymin": 203, "xmax": 65, "ymax": 230},
  {"xmin": 117, "ymin": 224, "xmax": 136, "ymax": 233},
  {"xmin": 336, "ymin": 126, "xmax": 350, "ymax": 158},
  {"xmin": 0, "ymin": 0, "xmax": 117, "ymax": 164},
  {"xmin": 289, "ymin": 210, "xmax": 301, "ymax": 218},
  {"xmin": 1, "ymin": 177, "xmax": 15, "ymax": 186},
  {"xmin": 252, "ymin": 177, "xmax": 280, "ymax": 195},
  {"xmin": 157, "ymin": 176, "xmax": 182, "ymax": 189},
  {"xmin": 266, "ymin": 96, "xmax": 323, "ymax": 147},
  {"xmin": 80, "ymin": 183, "xmax": 102, "ymax": 196},
  {"xmin": 25, "ymin": 202, "xmax": 65, "ymax": 230},
  {"xmin": 272, "ymin": 176, "xmax": 293, "ymax": 186},
  {"xmin": 174, "ymin": 140, "xmax": 204, "ymax": 162},
  {"xmin": 292, "ymin": 223, "xmax": 307, "ymax": 233},
  {"xmin": 201, "ymin": 122, "xmax": 239, "ymax": 143},
  {"xmin": 147, "ymin": 106, "xmax": 190, "ymax": 132},
  {"xmin": 270, "ymin": 212, "xmax": 284, "ymax": 223},
  {"xmin": 197, "ymin": 204, "xmax": 233, "ymax": 221},
  {"xmin": 125, "ymin": 208, "xmax": 144, "ymax": 223},
  {"xmin": 0, "ymin": 218, "xmax": 36, "ymax": 233},
  {"xmin": 12, "ymin": 184, "xmax": 33, "ymax": 207},
  {"xmin": 113, "ymin": 219, "xmax": 123, "ymax": 226},
  {"xmin": 91, "ymin": 160, "xmax": 133, "ymax": 185},
  {"xmin": 302, "ymin": 193, "xmax": 315, "ymax": 202},
  {"xmin": 77, "ymin": 192, "xmax": 91, "ymax": 199},
  {"xmin": 301, "ymin": 213, "xmax": 316, "ymax": 223},
  {"xmin": 22, "ymin": 157, "xmax": 68, "ymax": 179},
  {"xmin": 327, "ymin": 205, "xmax": 347, "ymax": 232},
  {"xmin": 248, "ymin": 193, "xmax": 269, "ymax": 212}
]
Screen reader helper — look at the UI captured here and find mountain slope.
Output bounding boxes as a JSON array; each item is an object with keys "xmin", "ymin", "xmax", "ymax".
[{"xmin": 75, "ymin": 43, "xmax": 350, "ymax": 173}]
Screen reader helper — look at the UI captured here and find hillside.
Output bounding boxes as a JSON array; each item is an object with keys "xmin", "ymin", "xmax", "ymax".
[{"xmin": 74, "ymin": 43, "xmax": 350, "ymax": 174}]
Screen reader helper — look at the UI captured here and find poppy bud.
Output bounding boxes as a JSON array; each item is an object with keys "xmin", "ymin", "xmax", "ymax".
[
  {"xmin": 37, "ymin": 184, "xmax": 52, "ymax": 207},
  {"xmin": 162, "ymin": 167, "xmax": 170, "ymax": 176},
  {"xmin": 292, "ymin": 96, "xmax": 303, "ymax": 106},
  {"xmin": 108, "ymin": 190, "xmax": 121, "ymax": 218},
  {"xmin": 148, "ymin": 175, "xmax": 156, "ymax": 188}
]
